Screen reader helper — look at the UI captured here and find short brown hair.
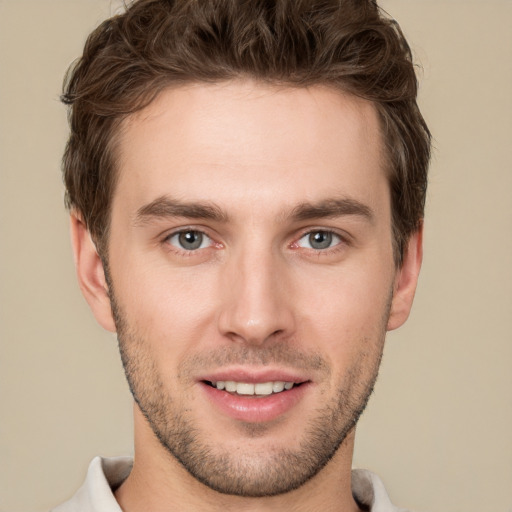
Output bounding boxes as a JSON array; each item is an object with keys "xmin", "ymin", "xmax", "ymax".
[{"xmin": 62, "ymin": 0, "xmax": 431, "ymax": 264}]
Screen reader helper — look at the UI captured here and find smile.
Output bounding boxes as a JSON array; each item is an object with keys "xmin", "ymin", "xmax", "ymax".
[
  {"xmin": 208, "ymin": 381, "xmax": 297, "ymax": 396},
  {"xmin": 199, "ymin": 368, "xmax": 311, "ymax": 422}
]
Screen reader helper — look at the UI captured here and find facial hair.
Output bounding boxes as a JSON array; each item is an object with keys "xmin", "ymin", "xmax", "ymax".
[{"xmin": 107, "ymin": 271, "xmax": 389, "ymax": 497}]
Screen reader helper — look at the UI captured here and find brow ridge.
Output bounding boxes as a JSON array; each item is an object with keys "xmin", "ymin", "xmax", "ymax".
[
  {"xmin": 134, "ymin": 195, "xmax": 374, "ymax": 227},
  {"xmin": 290, "ymin": 198, "xmax": 374, "ymax": 223},
  {"xmin": 134, "ymin": 196, "xmax": 228, "ymax": 225}
]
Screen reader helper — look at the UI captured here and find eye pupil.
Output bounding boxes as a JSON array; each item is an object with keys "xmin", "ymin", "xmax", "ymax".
[
  {"xmin": 178, "ymin": 230, "xmax": 203, "ymax": 250},
  {"xmin": 309, "ymin": 231, "xmax": 332, "ymax": 250}
]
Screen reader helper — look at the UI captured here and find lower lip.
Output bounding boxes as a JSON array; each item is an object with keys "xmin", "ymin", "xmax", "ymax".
[{"xmin": 200, "ymin": 382, "xmax": 310, "ymax": 423}]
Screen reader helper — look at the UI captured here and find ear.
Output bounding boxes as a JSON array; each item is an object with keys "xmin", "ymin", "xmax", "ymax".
[
  {"xmin": 387, "ymin": 224, "xmax": 423, "ymax": 331},
  {"xmin": 70, "ymin": 213, "xmax": 116, "ymax": 333}
]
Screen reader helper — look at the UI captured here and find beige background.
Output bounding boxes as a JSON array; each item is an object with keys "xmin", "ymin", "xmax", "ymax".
[{"xmin": 0, "ymin": 1, "xmax": 511, "ymax": 511}]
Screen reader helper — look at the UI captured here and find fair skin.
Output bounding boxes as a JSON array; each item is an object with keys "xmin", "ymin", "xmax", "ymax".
[{"xmin": 71, "ymin": 81, "xmax": 422, "ymax": 512}]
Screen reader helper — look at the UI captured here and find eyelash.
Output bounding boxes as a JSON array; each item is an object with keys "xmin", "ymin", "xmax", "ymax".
[
  {"xmin": 163, "ymin": 228, "xmax": 217, "ymax": 254},
  {"xmin": 161, "ymin": 227, "xmax": 350, "ymax": 256},
  {"xmin": 292, "ymin": 229, "xmax": 349, "ymax": 254}
]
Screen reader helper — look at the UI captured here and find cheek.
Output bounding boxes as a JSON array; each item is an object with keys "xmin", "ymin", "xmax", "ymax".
[
  {"xmin": 113, "ymin": 259, "xmax": 222, "ymax": 355},
  {"xmin": 294, "ymin": 263, "xmax": 393, "ymax": 353}
]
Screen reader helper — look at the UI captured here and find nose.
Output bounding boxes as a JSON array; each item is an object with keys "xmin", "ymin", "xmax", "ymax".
[{"xmin": 217, "ymin": 245, "xmax": 296, "ymax": 346}]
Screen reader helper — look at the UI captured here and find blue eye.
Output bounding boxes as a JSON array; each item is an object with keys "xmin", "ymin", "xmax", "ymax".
[
  {"xmin": 167, "ymin": 230, "xmax": 211, "ymax": 251},
  {"xmin": 297, "ymin": 231, "xmax": 341, "ymax": 250}
]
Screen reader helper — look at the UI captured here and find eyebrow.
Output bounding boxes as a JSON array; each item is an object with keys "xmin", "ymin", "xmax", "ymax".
[
  {"xmin": 134, "ymin": 196, "xmax": 228, "ymax": 226},
  {"xmin": 289, "ymin": 198, "xmax": 374, "ymax": 223},
  {"xmin": 133, "ymin": 195, "xmax": 374, "ymax": 227}
]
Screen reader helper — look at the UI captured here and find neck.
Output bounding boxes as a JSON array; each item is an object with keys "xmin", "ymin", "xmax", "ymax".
[{"xmin": 115, "ymin": 406, "xmax": 362, "ymax": 512}]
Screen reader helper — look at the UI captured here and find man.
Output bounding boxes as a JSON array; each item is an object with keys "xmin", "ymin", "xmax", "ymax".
[{"xmin": 54, "ymin": 0, "xmax": 430, "ymax": 510}]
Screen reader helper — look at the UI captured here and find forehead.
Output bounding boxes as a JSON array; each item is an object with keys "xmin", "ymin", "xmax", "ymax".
[{"xmin": 114, "ymin": 80, "xmax": 387, "ymax": 219}]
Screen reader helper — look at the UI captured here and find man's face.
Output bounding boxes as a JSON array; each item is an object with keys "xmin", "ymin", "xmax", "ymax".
[{"xmin": 99, "ymin": 81, "xmax": 410, "ymax": 496}]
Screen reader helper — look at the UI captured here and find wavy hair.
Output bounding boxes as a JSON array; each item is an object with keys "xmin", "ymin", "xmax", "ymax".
[{"xmin": 62, "ymin": 0, "xmax": 431, "ymax": 264}]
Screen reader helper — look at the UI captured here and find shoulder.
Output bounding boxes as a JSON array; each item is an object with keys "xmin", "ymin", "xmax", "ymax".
[
  {"xmin": 51, "ymin": 456, "xmax": 133, "ymax": 512},
  {"xmin": 352, "ymin": 468, "xmax": 417, "ymax": 512}
]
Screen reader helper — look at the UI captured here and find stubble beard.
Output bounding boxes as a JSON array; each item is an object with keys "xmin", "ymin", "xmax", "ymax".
[{"xmin": 108, "ymin": 281, "xmax": 388, "ymax": 497}]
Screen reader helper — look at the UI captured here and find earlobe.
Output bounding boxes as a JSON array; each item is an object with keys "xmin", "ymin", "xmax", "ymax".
[
  {"xmin": 387, "ymin": 224, "xmax": 423, "ymax": 331},
  {"xmin": 70, "ymin": 213, "xmax": 116, "ymax": 333}
]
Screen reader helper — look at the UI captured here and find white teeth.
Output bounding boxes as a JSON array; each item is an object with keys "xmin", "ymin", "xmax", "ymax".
[
  {"xmin": 272, "ymin": 381, "xmax": 285, "ymax": 393},
  {"xmin": 225, "ymin": 381, "xmax": 237, "ymax": 392},
  {"xmin": 213, "ymin": 380, "xmax": 296, "ymax": 395},
  {"xmin": 254, "ymin": 382, "xmax": 273, "ymax": 395},
  {"xmin": 236, "ymin": 383, "xmax": 255, "ymax": 395}
]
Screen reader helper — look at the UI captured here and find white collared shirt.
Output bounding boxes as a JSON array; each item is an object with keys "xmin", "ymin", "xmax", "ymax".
[{"xmin": 51, "ymin": 456, "xmax": 413, "ymax": 512}]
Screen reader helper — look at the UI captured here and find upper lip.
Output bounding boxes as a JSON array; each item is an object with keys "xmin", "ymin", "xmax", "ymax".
[{"xmin": 198, "ymin": 367, "xmax": 310, "ymax": 384}]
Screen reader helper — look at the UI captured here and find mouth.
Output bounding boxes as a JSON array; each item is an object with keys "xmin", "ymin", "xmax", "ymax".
[
  {"xmin": 204, "ymin": 380, "xmax": 303, "ymax": 396},
  {"xmin": 199, "ymin": 371, "xmax": 312, "ymax": 422}
]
